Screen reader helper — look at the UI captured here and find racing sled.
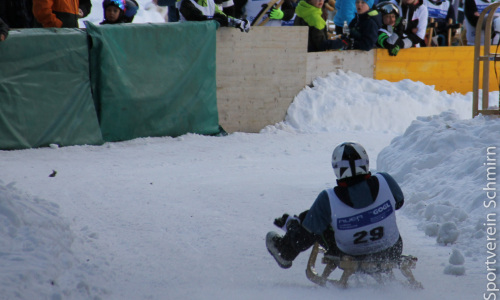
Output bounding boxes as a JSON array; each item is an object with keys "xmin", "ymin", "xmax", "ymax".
[{"xmin": 305, "ymin": 242, "xmax": 423, "ymax": 289}]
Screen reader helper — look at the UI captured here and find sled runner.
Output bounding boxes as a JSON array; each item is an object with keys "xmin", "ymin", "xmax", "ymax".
[{"xmin": 306, "ymin": 242, "xmax": 423, "ymax": 289}]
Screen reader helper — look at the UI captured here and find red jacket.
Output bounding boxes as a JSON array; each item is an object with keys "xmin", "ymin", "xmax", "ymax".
[{"xmin": 33, "ymin": 0, "xmax": 79, "ymax": 28}]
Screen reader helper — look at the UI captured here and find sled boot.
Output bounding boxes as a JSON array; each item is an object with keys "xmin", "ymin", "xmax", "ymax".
[{"xmin": 266, "ymin": 231, "xmax": 293, "ymax": 269}]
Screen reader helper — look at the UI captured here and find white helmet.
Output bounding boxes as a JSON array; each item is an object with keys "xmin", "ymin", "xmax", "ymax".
[{"xmin": 331, "ymin": 142, "xmax": 370, "ymax": 179}]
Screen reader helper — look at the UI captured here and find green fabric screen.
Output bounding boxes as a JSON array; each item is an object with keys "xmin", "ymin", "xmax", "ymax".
[
  {"xmin": 0, "ymin": 28, "xmax": 103, "ymax": 150},
  {"xmin": 85, "ymin": 21, "xmax": 220, "ymax": 142}
]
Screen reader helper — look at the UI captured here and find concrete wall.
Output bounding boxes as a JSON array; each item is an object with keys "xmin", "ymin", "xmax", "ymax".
[
  {"xmin": 215, "ymin": 27, "xmax": 491, "ymax": 133},
  {"xmin": 306, "ymin": 50, "xmax": 375, "ymax": 84},
  {"xmin": 216, "ymin": 26, "xmax": 309, "ymax": 133},
  {"xmin": 216, "ymin": 27, "xmax": 376, "ymax": 133}
]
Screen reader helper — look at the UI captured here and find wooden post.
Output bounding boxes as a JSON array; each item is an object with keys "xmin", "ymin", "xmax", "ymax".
[
  {"xmin": 427, "ymin": 18, "xmax": 435, "ymax": 47},
  {"xmin": 472, "ymin": 2, "xmax": 500, "ymax": 117},
  {"xmin": 447, "ymin": 18, "xmax": 453, "ymax": 46}
]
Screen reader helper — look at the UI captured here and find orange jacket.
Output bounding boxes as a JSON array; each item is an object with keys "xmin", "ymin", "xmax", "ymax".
[{"xmin": 33, "ymin": 0, "xmax": 79, "ymax": 28}]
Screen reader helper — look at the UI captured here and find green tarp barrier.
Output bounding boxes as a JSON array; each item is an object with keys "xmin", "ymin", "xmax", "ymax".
[
  {"xmin": 0, "ymin": 28, "xmax": 103, "ymax": 150},
  {"xmin": 85, "ymin": 21, "xmax": 220, "ymax": 142}
]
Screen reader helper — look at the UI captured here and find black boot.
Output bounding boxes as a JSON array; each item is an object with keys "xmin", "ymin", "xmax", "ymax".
[{"xmin": 266, "ymin": 231, "xmax": 293, "ymax": 269}]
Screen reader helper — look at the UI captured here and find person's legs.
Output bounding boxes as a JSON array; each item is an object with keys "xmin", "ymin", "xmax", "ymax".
[{"xmin": 266, "ymin": 218, "xmax": 317, "ymax": 268}]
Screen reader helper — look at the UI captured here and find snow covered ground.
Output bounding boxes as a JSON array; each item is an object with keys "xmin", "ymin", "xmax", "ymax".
[
  {"xmin": 0, "ymin": 69, "xmax": 498, "ymax": 299},
  {"xmin": 1, "ymin": 1, "xmax": 498, "ymax": 298}
]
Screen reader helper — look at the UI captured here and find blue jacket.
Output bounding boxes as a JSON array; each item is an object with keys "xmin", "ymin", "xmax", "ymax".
[
  {"xmin": 333, "ymin": 0, "xmax": 357, "ymax": 27},
  {"xmin": 302, "ymin": 172, "xmax": 404, "ymax": 235}
]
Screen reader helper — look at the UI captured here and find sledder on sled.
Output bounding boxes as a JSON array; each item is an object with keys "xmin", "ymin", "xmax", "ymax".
[{"xmin": 265, "ymin": 142, "xmax": 423, "ymax": 289}]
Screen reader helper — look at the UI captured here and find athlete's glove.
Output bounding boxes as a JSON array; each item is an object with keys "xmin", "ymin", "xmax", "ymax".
[
  {"xmin": 269, "ymin": 8, "xmax": 284, "ymax": 20},
  {"xmin": 229, "ymin": 18, "xmax": 251, "ymax": 32}
]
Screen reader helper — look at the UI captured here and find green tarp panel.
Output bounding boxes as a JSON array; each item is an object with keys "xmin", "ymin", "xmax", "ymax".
[
  {"xmin": 0, "ymin": 28, "xmax": 103, "ymax": 150},
  {"xmin": 85, "ymin": 21, "xmax": 220, "ymax": 142}
]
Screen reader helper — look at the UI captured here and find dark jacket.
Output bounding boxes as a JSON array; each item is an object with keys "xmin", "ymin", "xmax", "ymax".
[
  {"xmin": 294, "ymin": 14, "xmax": 330, "ymax": 52},
  {"xmin": 79, "ymin": 0, "xmax": 92, "ymax": 18},
  {"xmin": 347, "ymin": 9, "xmax": 382, "ymax": 51},
  {"xmin": 294, "ymin": 3, "xmax": 381, "ymax": 52},
  {"xmin": 464, "ymin": 0, "xmax": 479, "ymax": 27},
  {"xmin": 0, "ymin": 0, "xmax": 34, "ymax": 28},
  {"xmin": 0, "ymin": 17, "xmax": 9, "ymax": 39},
  {"xmin": 179, "ymin": 0, "xmax": 229, "ymax": 26},
  {"xmin": 281, "ymin": 0, "xmax": 297, "ymax": 22}
]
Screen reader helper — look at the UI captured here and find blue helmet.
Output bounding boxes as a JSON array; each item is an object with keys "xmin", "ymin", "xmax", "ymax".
[
  {"xmin": 124, "ymin": 0, "xmax": 139, "ymax": 22},
  {"xmin": 103, "ymin": 0, "xmax": 127, "ymax": 12}
]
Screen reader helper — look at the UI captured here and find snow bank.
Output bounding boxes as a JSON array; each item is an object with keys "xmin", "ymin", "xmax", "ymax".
[
  {"xmin": 377, "ymin": 111, "xmax": 500, "ymax": 266},
  {"xmin": 0, "ymin": 182, "xmax": 102, "ymax": 299},
  {"xmin": 282, "ymin": 71, "xmax": 472, "ymax": 134}
]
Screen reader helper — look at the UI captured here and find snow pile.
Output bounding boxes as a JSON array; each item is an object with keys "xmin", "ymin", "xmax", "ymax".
[
  {"xmin": 0, "ymin": 182, "xmax": 103, "ymax": 300},
  {"xmin": 283, "ymin": 71, "xmax": 472, "ymax": 134},
  {"xmin": 377, "ymin": 111, "xmax": 500, "ymax": 274},
  {"xmin": 445, "ymin": 249, "xmax": 466, "ymax": 276}
]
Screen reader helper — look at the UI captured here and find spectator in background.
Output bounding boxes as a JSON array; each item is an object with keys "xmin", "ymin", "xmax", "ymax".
[
  {"xmin": 0, "ymin": 0, "xmax": 34, "ymax": 28},
  {"xmin": 400, "ymin": 0, "xmax": 428, "ymax": 46},
  {"xmin": 32, "ymin": 0, "xmax": 79, "ymax": 27},
  {"xmin": 179, "ymin": 0, "xmax": 251, "ymax": 32},
  {"xmin": 294, "ymin": 0, "xmax": 332, "ymax": 51},
  {"xmin": 266, "ymin": 0, "xmax": 297, "ymax": 25},
  {"xmin": 463, "ymin": 0, "xmax": 500, "ymax": 45},
  {"xmin": 155, "ymin": 0, "xmax": 180, "ymax": 22},
  {"xmin": 100, "ymin": 0, "xmax": 127, "ymax": 24},
  {"xmin": 79, "ymin": 0, "xmax": 92, "ymax": 18},
  {"xmin": 0, "ymin": 17, "xmax": 9, "ymax": 41},
  {"xmin": 346, "ymin": 0, "xmax": 382, "ymax": 50},
  {"xmin": 376, "ymin": 1, "xmax": 414, "ymax": 55},
  {"xmin": 218, "ymin": 0, "xmax": 236, "ymax": 17},
  {"xmin": 124, "ymin": 0, "xmax": 139, "ymax": 22},
  {"xmin": 334, "ymin": 0, "xmax": 357, "ymax": 34},
  {"xmin": 244, "ymin": 0, "xmax": 296, "ymax": 26},
  {"xmin": 294, "ymin": 0, "xmax": 381, "ymax": 52},
  {"xmin": 423, "ymin": 0, "xmax": 456, "ymax": 46}
]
